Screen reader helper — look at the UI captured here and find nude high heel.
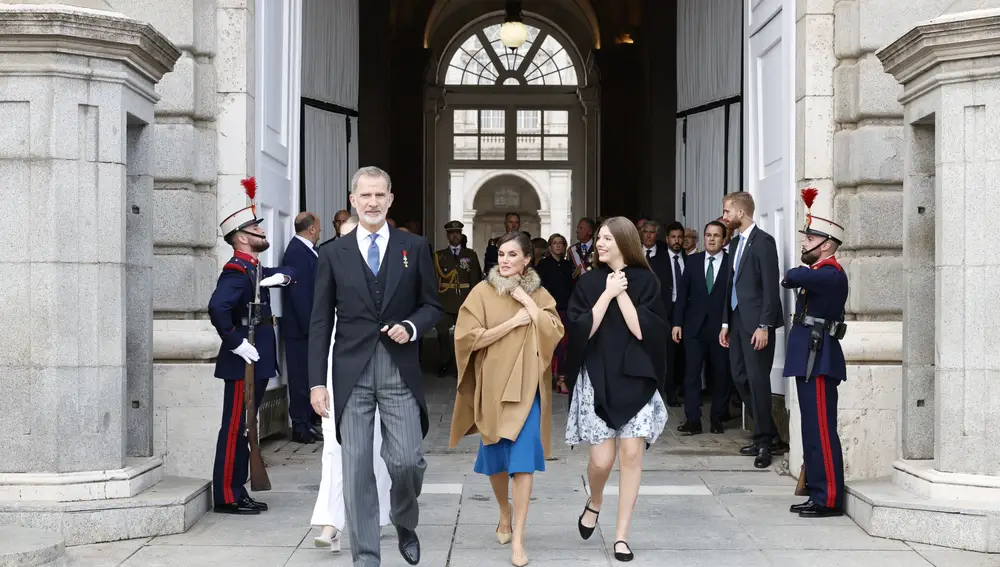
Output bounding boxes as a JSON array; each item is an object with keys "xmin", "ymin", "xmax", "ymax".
[{"xmin": 496, "ymin": 510, "xmax": 512, "ymax": 544}]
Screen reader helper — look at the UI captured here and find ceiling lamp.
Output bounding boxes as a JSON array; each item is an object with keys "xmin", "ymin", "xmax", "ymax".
[{"xmin": 500, "ymin": 1, "xmax": 527, "ymax": 52}]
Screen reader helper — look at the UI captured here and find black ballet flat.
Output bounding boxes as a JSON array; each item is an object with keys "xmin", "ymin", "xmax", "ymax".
[
  {"xmin": 577, "ymin": 498, "xmax": 600, "ymax": 540},
  {"xmin": 613, "ymin": 540, "xmax": 634, "ymax": 562}
]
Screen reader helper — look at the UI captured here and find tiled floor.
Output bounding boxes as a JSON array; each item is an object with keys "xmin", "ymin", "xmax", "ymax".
[{"xmin": 64, "ymin": 379, "xmax": 999, "ymax": 566}]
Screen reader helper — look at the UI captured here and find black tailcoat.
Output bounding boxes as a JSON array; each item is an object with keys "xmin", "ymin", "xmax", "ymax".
[{"xmin": 308, "ymin": 226, "xmax": 444, "ymax": 442}]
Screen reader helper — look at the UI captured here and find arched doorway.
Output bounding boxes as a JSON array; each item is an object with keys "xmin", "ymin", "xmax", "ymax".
[
  {"xmin": 458, "ymin": 171, "xmax": 554, "ymax": 252},
  {"xmin": 424, "ymin": 12, "xmax": 599, "ymax": 248}
]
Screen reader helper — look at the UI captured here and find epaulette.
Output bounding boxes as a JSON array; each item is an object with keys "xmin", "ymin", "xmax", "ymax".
[
  {"xmin": 812, "ymin": 256, "xmax": 843, "ymax": 272},
  {"xmin": 223, "ymin": 261, "xmax": 247, "ymax": 274}
]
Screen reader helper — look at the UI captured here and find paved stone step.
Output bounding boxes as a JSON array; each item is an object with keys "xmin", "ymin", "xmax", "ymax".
[
  {"xmin": 0, "ymin": 477, "xmax": 210, "ymax": 546},
  {"xmin": 0, "ymin": 525, "xmax": 64, "ymax": 567},
  {"xmin": 847, "ymin": 478, "xmax": 1000, "ymax": 553}
]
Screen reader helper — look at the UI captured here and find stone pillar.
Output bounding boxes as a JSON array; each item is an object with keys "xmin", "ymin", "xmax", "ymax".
[
  {"xmin": 842, "ymin": 3, "xmax": 1000, "ymax": 553},
  {"xmin": 0, "ymin": 3, "xmax": 209, "ymax": 547},
  {"xmin": 0, "ymin": 3, "xmax": 177, "ymax": 473},
  {"xmin": 879, "ymin": 0, "xmax": 1000, "ymax": 479},
  {"xmin": 831, "ymin": 0, "xmax": 952, "ymax": 468}
]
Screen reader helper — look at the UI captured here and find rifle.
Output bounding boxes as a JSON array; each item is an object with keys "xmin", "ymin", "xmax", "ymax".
[
  {"xmin": 244, "ymin": 263, "xmax": 271, "ymax": 492},
  {"xmin": 794, "ymin": 463, "xmax": 808, "ymax": 496}
]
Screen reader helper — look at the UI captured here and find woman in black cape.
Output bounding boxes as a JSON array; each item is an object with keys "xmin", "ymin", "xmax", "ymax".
[{"xmin": 563, "ymin": 216, "xmax": 669, "ymax": 563}]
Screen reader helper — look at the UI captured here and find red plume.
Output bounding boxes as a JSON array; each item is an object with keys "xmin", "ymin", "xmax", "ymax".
[
  {"xmin": 801, "ymin": 187, "xmax": 818, "ymax": 209},
  {"xmin": 240, "ymin": 177, "xmax": 257, "ymax": 201}
]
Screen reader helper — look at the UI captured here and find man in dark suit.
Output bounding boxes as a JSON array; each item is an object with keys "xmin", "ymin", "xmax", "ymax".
[
  {"xmin": 672, "ymin": 221, "xmax": 731, "ymax": 434},
  {"xmin": 640, "ymin": 220, "xmax": 681, "ymax": 406},
  {"xmin": 281, "ymin": 211, "xmax": 323, "ymax": 443},
  {"xmin": 308, "ymin": 166, "xmax": 443, "ymax": 567},
  {"xmin": 720, "ymin": 192, "xmax": 785, "ymax": 468}
]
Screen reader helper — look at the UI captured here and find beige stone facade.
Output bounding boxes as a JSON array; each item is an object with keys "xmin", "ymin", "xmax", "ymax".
[{"xmin": 1, "ymin": 0, "xmax": 997, "ymax": 555}]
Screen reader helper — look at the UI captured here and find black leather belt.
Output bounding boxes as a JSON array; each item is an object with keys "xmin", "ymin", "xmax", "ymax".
[{"xmin": 793, "ymin": 313, "xmax": 847, "ymax": 380}]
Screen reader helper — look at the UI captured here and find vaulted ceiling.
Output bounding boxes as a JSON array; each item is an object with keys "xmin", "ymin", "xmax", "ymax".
[{"xmin": 389, "ymin": 0, "xmax": 645, "ymax": 56}]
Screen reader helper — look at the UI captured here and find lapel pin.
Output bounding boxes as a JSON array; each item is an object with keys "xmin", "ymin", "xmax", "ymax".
[{"xmin": 402, "ymin": 250, "xmax": 409, "ymax": 268}]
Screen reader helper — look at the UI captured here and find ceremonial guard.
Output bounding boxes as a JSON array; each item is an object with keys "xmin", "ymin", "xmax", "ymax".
[
  {"xmin": 208, "ymin": 177, "xmax": 295, "ymax": 515},
  {"xmin": 782, "ymin": 188, "xmax": 849, "ymax": 518},
  {"xmin": 434, "ymin": 220, "xmax": 482, "ymax": 376}
]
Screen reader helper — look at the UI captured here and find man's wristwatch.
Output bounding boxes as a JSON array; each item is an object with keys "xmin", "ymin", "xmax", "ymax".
[{"xmin": 758, "ymin": 324, "xmax": 769, "ymax": 330}]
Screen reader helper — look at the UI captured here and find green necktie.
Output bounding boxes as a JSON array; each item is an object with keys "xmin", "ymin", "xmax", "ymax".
[{"xmin": 706, "ymin": 256, "xmax": 715, "ymax": 293}]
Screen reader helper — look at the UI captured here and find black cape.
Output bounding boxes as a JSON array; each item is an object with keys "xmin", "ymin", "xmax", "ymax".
[{"xmin": 565, "ymin": 265, "xmax": 669, "ymax": 429}]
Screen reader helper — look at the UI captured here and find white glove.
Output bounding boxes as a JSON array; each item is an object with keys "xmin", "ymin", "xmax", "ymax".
[
  {"xmin": 231, "ymin": 339, "xmax": 260, "ymax": 364},
  {"xmin": 259, "ymin": 273, "xmax": 290, "ymax": 287}
]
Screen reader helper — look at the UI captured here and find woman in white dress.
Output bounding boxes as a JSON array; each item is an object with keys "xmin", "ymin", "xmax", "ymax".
[
  {"xmin": 563, "ymin": 217, "xmax": 670, "ymax": 563},
  {"xmin": 309, "ymin": 216, "xmax": 392, "ymax": 551}
]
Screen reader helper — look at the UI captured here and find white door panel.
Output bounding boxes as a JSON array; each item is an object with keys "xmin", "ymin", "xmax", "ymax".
[
  {"xmin": 256, "ymin": 0, "xmax": 301, "ymax": 386},
  {"xmin": 746, "ymin": 0, "xmax": 794, "ymax": 395}
]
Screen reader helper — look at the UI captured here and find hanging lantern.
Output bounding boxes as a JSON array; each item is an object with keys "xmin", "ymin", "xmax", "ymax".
[{"xmin": 500, "ymin": 1, "xmax": 527, "ymax": 51}]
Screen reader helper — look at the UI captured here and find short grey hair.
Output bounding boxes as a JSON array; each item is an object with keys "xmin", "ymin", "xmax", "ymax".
[
  {"xmin": 351, "ymin": 166, "xmax": 392, "ymax": 194},
  {"xmin": 642, "ymin": 220, "xmax": 660, "ymax": 232}
]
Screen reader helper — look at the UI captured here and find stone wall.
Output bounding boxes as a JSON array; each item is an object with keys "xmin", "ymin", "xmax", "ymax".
[
  {"xmin": 91, "ymin": 0, "xmax": 253, "ymax": 479},
  {"xmin": 789, "ymin": 0, "xmax": 953, "ymax": 480}
]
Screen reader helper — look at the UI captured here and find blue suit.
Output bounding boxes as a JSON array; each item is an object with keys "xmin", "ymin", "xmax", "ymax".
[
  {"xmin": 280, "ymin": 236, "xmax": 318, "ymax": 435},
  {"xmin": 207, "ymin": 250, "xmax": 294, "ymax": 506},
  {"xmin": 782, "ymin": 255, "xmax": 849, "ymax": 510}
]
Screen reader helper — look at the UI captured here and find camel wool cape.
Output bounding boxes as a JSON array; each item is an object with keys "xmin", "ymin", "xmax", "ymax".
[{"xmin": 448, "ymin": 267, "xmax": 565, "ymax": 455}]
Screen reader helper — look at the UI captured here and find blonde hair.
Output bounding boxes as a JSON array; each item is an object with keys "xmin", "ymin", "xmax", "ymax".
[{"xmin": 723, "ymin": 192, "xmax": 755, "ymax": 217}]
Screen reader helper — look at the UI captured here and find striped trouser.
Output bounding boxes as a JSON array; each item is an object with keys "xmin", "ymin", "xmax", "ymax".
[{"xmin": 340, "ymin": 342, "xmax": 426, "ymax": 566}]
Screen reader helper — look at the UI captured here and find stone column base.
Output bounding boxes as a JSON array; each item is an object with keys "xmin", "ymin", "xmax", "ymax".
[
  {"xmin": 0, "ymin": 525, "xmax": 64, "ymax": 567},
  {"xmin": 0, "ymin": 476, "xmax": 209, "ymax": 546},
  {"xmin": 0, "ymin": 457, "xmax": 163, "ymax": 502},
  {"xmin": 893, "ymin": 460, "xmax": 1000, "ymax": 503},
  {"xmin": 847, "ymin": 460, "xmax": 1000, "ymax": 552}
]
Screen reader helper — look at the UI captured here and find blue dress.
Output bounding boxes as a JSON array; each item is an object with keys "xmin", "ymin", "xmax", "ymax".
[{"xmin": 473, "ymin": 391, "xmax": 545, "ymax": 477}]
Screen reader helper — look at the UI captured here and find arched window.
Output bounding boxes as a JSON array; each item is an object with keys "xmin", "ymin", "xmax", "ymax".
[{"xmin": 444, "ymin": 23, "xmax": 579, "ymax": 86}]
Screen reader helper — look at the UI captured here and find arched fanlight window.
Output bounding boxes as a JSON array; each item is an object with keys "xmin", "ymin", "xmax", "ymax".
[{"xmin": 444, "ymin": 23, "xmax": 579, "ymax": 86}]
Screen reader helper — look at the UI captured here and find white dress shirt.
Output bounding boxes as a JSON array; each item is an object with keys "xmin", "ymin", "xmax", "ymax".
[
  {"xmin": 722, "ymin": 223, "xmax": 755, "ymax": 330},
  {"xmin": 704, "ymin": 250, "xmax": 723, "ymax": 287},
  {"xmin": 668, "ymin": 249, "xmax": 685, "ymax": 302},
  {"xmin": 295, "ymin": 234, "xmax": 318, "ymax": 257}
]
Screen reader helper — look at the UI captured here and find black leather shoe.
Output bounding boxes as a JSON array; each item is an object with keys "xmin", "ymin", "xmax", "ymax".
[
  {"xmin": 770, "ymin": 439, "xmax": 790, "ymax": 455},
  {"xmin": 798, "ymin": 502, "xmax": 843, "ymax": 518},
  {"xmin": 754, "ymin": 447, "xmax": 772, "ymax": 469},
  {"xmin": 240, "ymin": 495, "xmax": 267, "ymax": 511},
  {"xmin": 308, "ymin": 426, "xmax": 324, "ymax": 441},
  {"xmin": 740, "ymin": 439, "xmax": 788, "ymax": 456},
  {"xmin": 677, "ymin": 421, "xmax": 703, "ymax": 435},
  {"xmin": 789, "ymin": 499, "xmax": 814, "ymax": 513},
  {"xmin": 396, "ymin": 526, "xmax": 420, "ymax": 565},
  {"xmin": 214, "ymin": 501, "xmax": 260, "ymax": 515},
  {"xmin": 710, "ymin": 422, "xmax": 724, "ymax": 434},
  {"xmin": 292, "ymin": 430, "xmax": 317, "ymax": 444}
]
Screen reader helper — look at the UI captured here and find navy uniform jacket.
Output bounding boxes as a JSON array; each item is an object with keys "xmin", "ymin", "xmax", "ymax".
[
  {"xmin": 208, "ymin": 250, "xmax": 296, "ymax": 381},
  {"xmin": 781, "ymin": 256, "xmax": 849, "ymax": 381}
]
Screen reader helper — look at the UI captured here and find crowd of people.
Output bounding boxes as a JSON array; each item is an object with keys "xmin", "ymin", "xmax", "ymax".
[{"xmin": 207, "ymin": 166, "xmax": 852, "ymax": 566}]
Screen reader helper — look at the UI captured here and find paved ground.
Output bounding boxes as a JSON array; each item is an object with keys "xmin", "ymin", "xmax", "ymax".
[{"xmin": 64, "ymin": 377, "xmax": 998, "ymax": 567}]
